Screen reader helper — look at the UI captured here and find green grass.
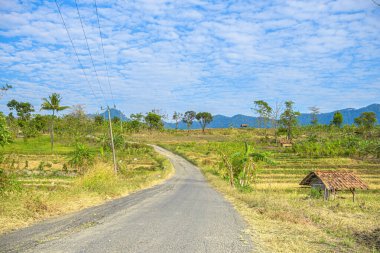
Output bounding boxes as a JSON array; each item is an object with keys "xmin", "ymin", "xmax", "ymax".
[
  {"xmin": 160, "ymin": 140, "xmax": 380, "ymax": 253},
  {"xmin": 0, "ymin": 136, "xmax": 173, "ymax": 234},
  {"xmin": 2, "ymin": 135, "xmax": 76, "ymax": 155},
  {"xmin": 127, "ymin": 128, "xmax": 380, "ymax": 253}
]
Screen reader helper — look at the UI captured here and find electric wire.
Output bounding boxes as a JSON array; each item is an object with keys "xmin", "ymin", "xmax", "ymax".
[
  {"xmin": 54, "ymin": 0, "xmax": 101, "ymax": 105},
  {"xmin": 55, "ymin": 0, "xmax": 105, "ymax": 138},
  {"xmin": 94, "ymin": 0, "xmax": 116, "ymax": 107},
  {"xmin": 74, "ymin": 0, "xmax": 107, "ymax": 103}
]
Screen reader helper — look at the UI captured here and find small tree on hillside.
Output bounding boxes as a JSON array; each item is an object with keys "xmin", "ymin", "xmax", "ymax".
[
  {"xmin": 145, "ymin": 112, "xmax": 163, "ymax": 130},
  {"xmin": 279, "ymin": 101, "xmax": 300, "ymax": 140},
  {"xmin": 130, "ymin": 113, "xmax": 145, "ymax": 132},
  {"xmin": 309, "ymin": 106, "xmax": 320, "ymax": 125},
  {"xmin": 331, "ymin": 111, "xmax": 343, "ymax": 128},
  {"xmin": 41, "ymin": 93, "xmax": 69, "ymax": 151},
  {"xmin": 172, "ymin": 111, "xmax": 183, "ymax": 130},
  {"xmin": 183, "ymin": 111, "xmax": 196, "ymax": 131},
  {"xmin": 253, "ymin": 100, "xmax": 272, "ymax": 128},
  {"xmin": 196, "ymin": 112, "xmax": 213, "ymax": 133},
  {"xmin": 354, "ymin": 112, "xmax": 377, "ymax": 139},
  {"xmin": 354, "ymin": 112, "xmax": 377, "ymax": 129}
]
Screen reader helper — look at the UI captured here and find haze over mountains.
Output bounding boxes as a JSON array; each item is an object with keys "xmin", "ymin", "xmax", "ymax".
[{"xmin": 94, "ymin": 104, "xmax": 380, "ymax": 129}]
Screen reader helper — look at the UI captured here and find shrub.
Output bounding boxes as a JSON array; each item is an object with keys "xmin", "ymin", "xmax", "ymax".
[
  {"xmin": 68, "ymin": 143, "xmax": 94, "ymax": 174},
  {"xmin": 0, "ymin": 169, "xmax": 21, "ymax": 194},
  {"xmin": 310, "ymin": 187, "xmax": 322, "ymax": 199}
]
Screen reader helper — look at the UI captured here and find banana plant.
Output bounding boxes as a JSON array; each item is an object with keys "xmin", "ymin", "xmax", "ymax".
[{"xmin": 220, "ymin": 142, "xmax": 275, "ymax": 187}]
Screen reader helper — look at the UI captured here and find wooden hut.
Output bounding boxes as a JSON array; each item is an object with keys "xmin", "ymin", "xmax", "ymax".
[{"xmin": 300, "ymin": 171, "xmax": 368, "ymax": 201}]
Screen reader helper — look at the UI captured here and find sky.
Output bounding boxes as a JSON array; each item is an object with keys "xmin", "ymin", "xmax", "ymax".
[{"xmin": 0, "ymin": 0, "xmax": 379, "ymax": 117}]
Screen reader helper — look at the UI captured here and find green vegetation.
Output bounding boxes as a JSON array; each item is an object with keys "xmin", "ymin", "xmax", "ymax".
[
  {"xmin": 41, "ymin": 93, "xmax": 70, "ymax": 151},
  {"xmin": 151, "ymin": 127, "xmax": 379, "ymax": 253},
  {"xmin": 1, "ymin": 93, "xmax": 379, "ymax": 252},
  {"xmin": 332, "ymin": 111, "xmax": 343, "ymax": 128},
  {"xmin": 0, "ymin": 136, "xmax": 173, "ymax": 234},
  {"xmin": 196, "ymin": 112, "xmax": 213, "ymax": 133},
  {"xmin": 183, "ymin": 110, "xmax": 196, "ymax": 130},
  {"xmin": 280, "ymin": 100, "xmax": 300, "ymax": 140},
  {"xmin": 0, "ymin": 93, "xmax": 174, "ymax": 234}
]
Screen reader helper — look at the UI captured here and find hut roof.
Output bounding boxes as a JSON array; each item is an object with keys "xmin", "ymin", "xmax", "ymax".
[{"xmin": 300, "ymin": 171, "xmax": 368, "ymax": 190}]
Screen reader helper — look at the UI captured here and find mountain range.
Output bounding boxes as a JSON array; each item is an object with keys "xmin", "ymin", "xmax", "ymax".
[{"xmin": 92, "ymin": 104, "xmax": 380, "ymax": 129}]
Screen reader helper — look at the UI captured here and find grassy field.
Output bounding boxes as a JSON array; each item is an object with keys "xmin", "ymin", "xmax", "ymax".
[
  {"xmin": 126, "ymin": 129, "xmax": 379, "ymax": 253},
  {"xmin": 0, "ymin": 136, "xmax": 173, "ymax": 234}
]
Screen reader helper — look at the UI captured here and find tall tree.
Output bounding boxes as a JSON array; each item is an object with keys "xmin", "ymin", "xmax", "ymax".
[
  {"xmin": 331, "ymin": 111, "xmax": 343, "ymax": 128},
  {"xmin": 253, "ymin": 100, "xmax": 272, "ymax": 129},
  {"xmin": 145, "ymin": 112, "xmax": 163, "ymax": 130},
  {"xmin": 309, "ymin": 106, "xmax": 320, "ymax": 125},
  {"xmin": 183, "ymin": 111, "xmax": 196, "ymax": 131},
  {"xmin": 130, "ymin": 113, "xmax": 144, "ymax": 132},
  {"xmin": 280, "ymin": 101, "xmax": 300, "ymax": 140},
  {"xmin": 196, "ymin": 112, "xmax": 213, "ymax": 133},
  {"xmin": 7, "ymin": 99, "xmax": 34, "ymax": 122},
  {"xmin": 271, "ymin": 101, "xmax": 283, "ymax": 143},
  {"xmin": 41, "ymin": 93, "xmax": 69, "ymax": 151},
  {"xmin": 172, "ymin": 111, "xmax": 183, "ymax": 130},
  {"xmin": 355, "ymin": 112, "xmax": 377, "ymax": 129}
]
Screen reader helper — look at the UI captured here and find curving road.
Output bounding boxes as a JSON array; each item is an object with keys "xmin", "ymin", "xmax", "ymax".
[{"xmin": 0, "ymin": 146, "xmax": 253, "ymax": 253}]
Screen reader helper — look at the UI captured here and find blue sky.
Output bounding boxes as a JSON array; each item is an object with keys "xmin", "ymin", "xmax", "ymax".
[{"xmin": 0, "ymin": 0, "xmax": 379, "ymax": 117}]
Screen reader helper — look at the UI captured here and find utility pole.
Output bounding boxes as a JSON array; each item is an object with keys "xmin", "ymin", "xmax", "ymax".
[{"xmin": 107, "ymin": 106, "xmax": 117, "ymax": 174}]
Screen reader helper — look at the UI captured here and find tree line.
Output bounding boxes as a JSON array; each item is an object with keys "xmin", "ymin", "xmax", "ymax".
[{"xmin": 252, "ymin": 100, "xmax": 377, "ymax": 141}]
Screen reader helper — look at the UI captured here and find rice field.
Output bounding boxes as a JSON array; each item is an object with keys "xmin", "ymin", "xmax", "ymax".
[
  {"xmin": 157, "ymin": 134, "xmax": 380, "ymax": 253},
  {"xmin": 0, "ymin": 136, "xmax": 173, "ymax": 234}
]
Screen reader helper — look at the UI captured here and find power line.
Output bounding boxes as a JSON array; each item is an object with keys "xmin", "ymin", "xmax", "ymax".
[
  {"xmin": 94, "ymin": 0, "xmax": 115, "ymax": 106},
  {"xmin": 74, "ymin": 0, "xmax": 107, "ymax": 103},
  {"xmin": 371, "ymin": 0, "xmax": 380, "ymax": 6},
  {"xmin": 54, "ymin": 0, "xmax": 101, "ymax": 105}
]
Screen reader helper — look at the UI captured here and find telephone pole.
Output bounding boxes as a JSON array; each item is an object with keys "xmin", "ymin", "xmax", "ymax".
[{"xmin": 107, "ymin": 106, "xmax": 117, "ymax": 174}]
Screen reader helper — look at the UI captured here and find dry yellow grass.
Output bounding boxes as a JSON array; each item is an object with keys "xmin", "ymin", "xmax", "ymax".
[{"xmin": 0, "ymin": 155, "xmax": 174, "ymax": 234}]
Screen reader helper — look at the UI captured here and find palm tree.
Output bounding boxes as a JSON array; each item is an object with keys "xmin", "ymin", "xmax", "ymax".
[{"xmin": 41, "ymin": 93, "xmax": 69, "ymax": 151}]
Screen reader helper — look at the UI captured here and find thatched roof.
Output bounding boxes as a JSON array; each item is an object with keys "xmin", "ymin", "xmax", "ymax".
[{"xmin": 300, "ymin": 171, "xmax": 368, "ymax": 190}]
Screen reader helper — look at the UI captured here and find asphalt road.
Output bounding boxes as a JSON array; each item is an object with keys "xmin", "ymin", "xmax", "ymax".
[{"xmin": 0, "ymin": 145, "xmax": 253, "ymax": 253}]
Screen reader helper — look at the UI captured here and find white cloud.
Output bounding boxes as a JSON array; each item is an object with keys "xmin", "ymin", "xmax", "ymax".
[{"xmin": 0, "ymin": 0, "xmax": 379, "ymax": 116}]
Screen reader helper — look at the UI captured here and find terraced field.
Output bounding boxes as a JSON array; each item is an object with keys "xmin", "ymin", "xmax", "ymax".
[
  {"xmin": 0, "ymin": 137, "xmax": 173, "ymax": 234},
  {"xmin": 161, "ymin": 141, "xmax": 380, "ymax": 252}
]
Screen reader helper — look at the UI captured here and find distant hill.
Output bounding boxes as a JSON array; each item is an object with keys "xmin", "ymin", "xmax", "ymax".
[
  {"xmin": 298, "ymin": 103, "xmax": 380, "ymax": 126},
  {"xmin": 88, "ymin": 108, "xmax": 129, "ymax": 121},
  {"xmin": 164, "ymin": 104, "xmax": 380, "ymax": 129},
  {"xmin": 89, "ymin": 104, "xmax": 379, "ymax": 129}
]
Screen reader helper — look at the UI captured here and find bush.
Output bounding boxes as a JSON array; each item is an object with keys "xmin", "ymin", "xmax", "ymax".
[
  {"xmin": 0, "ymin": 169, "xmax": 21, "ymax": 194},
  {"xmin": 310, "ymin": 187, "xmax": 322, "ymax": 199},
  {"xmin": 68, "ymin": 143, "xmax": 94, "ymax": 173}
]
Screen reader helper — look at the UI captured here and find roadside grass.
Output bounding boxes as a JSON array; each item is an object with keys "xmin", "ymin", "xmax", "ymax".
[
  {"xmin": 162, "ymin": 142, "xmax": 380, "ymax": 252},
  {"xmin": 148, "ymin": 129, "xmax": 380, "ymax": 253},
  {"xmin": 0, "ymin": 137, "xmax": 173, "ymax": 234}
]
